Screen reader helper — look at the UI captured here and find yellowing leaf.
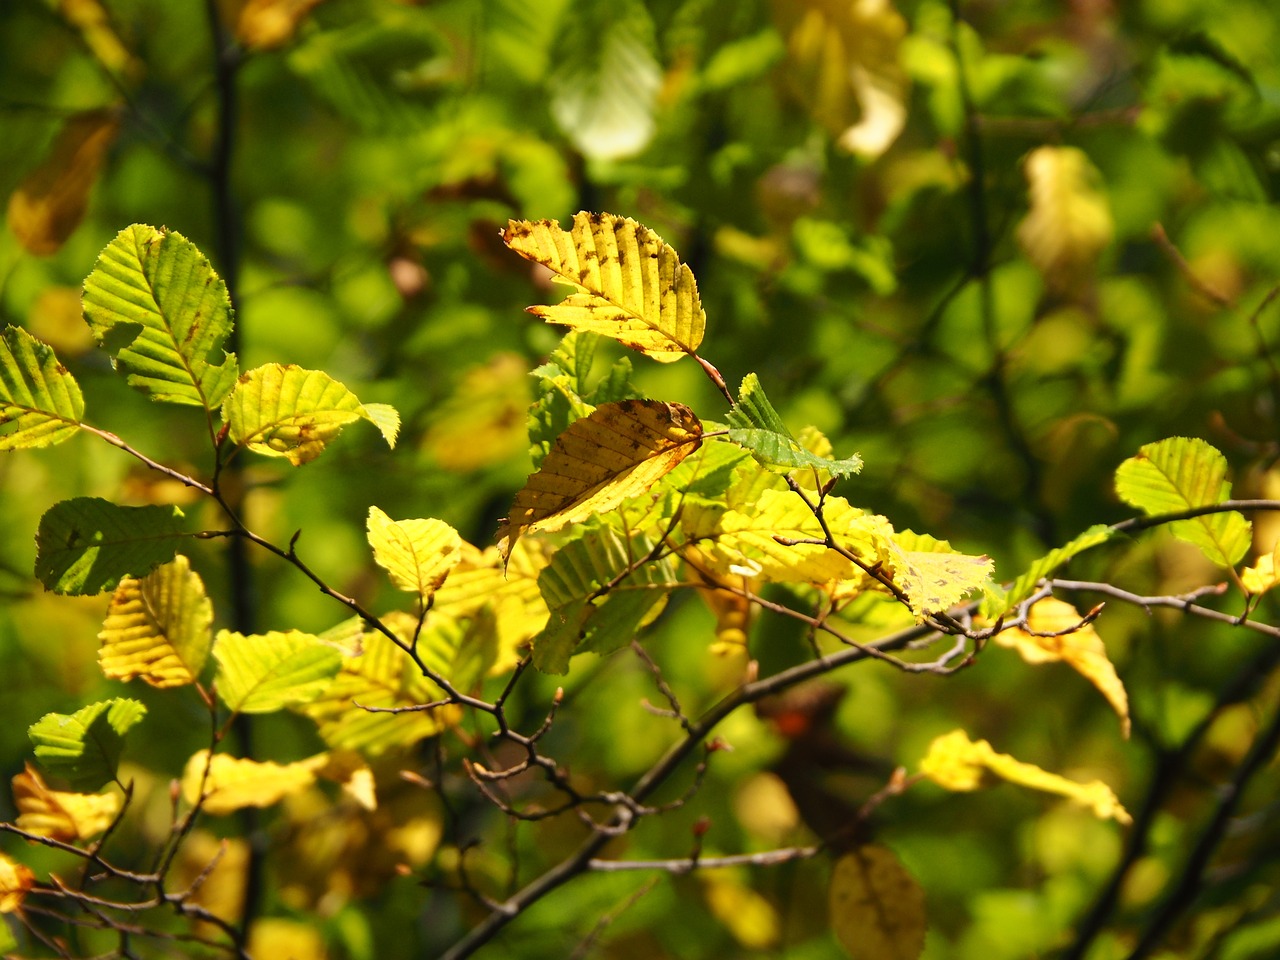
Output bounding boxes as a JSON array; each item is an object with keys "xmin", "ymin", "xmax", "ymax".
[
  {"xmin": 702, "ymin": 871, "xmax": 780, "ymax": 950},
  {"xmin": 0, "ymin": 852, "xmax": 35, "ymax": 914},
  {"xmin": 98, "ymin": 555, "xmax": 213, "ymax": 688},
  {"xmin": 829, "ymin": 844, "xmax": 926, "ymax": 960},
  {"xmin": 727, "ymin": 374, "xmax": 862, "ymax": 477},
  {"xmin": 1016, "ymin": 146, "xmax": 1113, "ymax": 292},
  {"xmin": 982, "ymin": 524, "xmax": 1115, "ymax": 619},
  {"xmin": 222, "ymin": 364, "xmax": 398, "ymax": 465},
  {"xmin": 13, "ymin": 762, "xmax": 121, "ymax": 842},
  {"xmin": 248, "ymin": 918, "xmax": 328, "ymax": 960},
  {"xmin": 55, "ymin": 0, "xmax": 141, "ymax": 78},
  {"xmin": 498, "ymin": 400, "xmax": 702, "ymax": 560},
  {"xmin": 213, "ymin": 630, "xmax": 342, "ymax": 714},
  {"xmin": 366, "ymin": 507, "xmax": 462, "ymax": 602},
  {"xmin": 503, "ymin": 213, "xmax": 705, "ymax": 363},
  {"xmin": 995, "ymin": 598, "xmax": 1130, "ymax": 737},
  {"xmin": 233, "ymin": 0, "xmax": 325, "ymax": 49},
  {"xmin": 183, "ymin": 750, "xmax": 322, "ymax": 816},
  {"xmin": 423, "ymin": 352, "xmax": 531, "ymax": 471},
  {"xmin": 888, "ymin": 531, "xmax": 994, "ymax": 620},
  {"xmin": 1115, "ymin": 436, "xmax": 1251, "ymax": 567},
  {"xmin": 921, "ymin": 729, "xmax": 1131, "ymax": 824},
  {"xmin": 7, "ymin": 109, "xmax": 119, "ymax": 256},
  {"xmin": 1242, "ymin": 543, "xmax": 1280, "ymax": 597},
  {"xmin": 0, "ymin": 325, "xmax": 84, "ymax": 451}
]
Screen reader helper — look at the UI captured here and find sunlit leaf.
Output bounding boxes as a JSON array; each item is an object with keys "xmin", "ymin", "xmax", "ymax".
[
  {"xmin": 498, "ymin": 399, "xmax": 703, "ymax": 560},
  {"xmin": 0, "ymin": 852, "xmax": 35, "ymax": 914},
  {"xmin": 1115, "ymin": 436, "xmax": 1251, "ymax": 567},
  {"xmin": 424, "ymin": 353, "xmax": 531, "ymax": 471},
  {"xmin": 829, "ymin": 844, "xmax": 926, "ymax": 960},
  {"xmin": 28, "ymin": 698, "xmax": 147, "ymax": 792},
  {"xmin": 52, "ymin": 0, "xmax": 141, "ymax": 78},
  {"xmin": 366, "ymin": 507, "xmax": 462, "ymax": 603},
  {"xmin": 213, "ymin": 630, "xmax": 342, "ymax": 715},
  {"xmin": 0, "ymin": 325, "xmax": 84, "ymax": 450},
  {"xmin": 1017, "ymin": 146, "xmax": 1114, "ymax": 292},
  {"xmin": 995, "ymin": 597, "xmax": 1130, "ymax": 737},
  {"xmin": 82, "ymin": 224, "xmax": 238, "ymax": 408},
  {"xmin": 1242, "ymin": 543, "xmax": 1280, "ymax": 597},
  {"xmin": 12, "ymin": 762, "xmax": 121, "ymax": 842},
  {"xmin": 982, "ymin": 524, "xmax": 1115, "ymax": 618},
  {"xmin": 888, "ymin": 530, "xmax": 993, "ymax": 620},
  {"xmin": 727, "ymin": 374, "xmax": 862, "ymax": 477},
  {"xmin": 222, "ymin": 363, "xmax": 399, "ymax": 465},
  {"xmin": 547, "ymin": 0, "xmax": 661, "ymax": 161},
  {"xmin": 233, "ymin": 0, "xmax": 325, "ymax": 50},
  {"xmin": 703, "ymin": 871, "xmax": 781, "ymax": 950},
  {"xmin": 98, "ymin": 555, "xmax": 213, "ymax": 688},
  {"xmin": 35, "ymin": 498, "xmax": 188, "ymax": 596},
  {"xmin": 248, "ymin": 918, "xmax": 329, "ymax": 960},
  {"xmin": 503, "ymin": 212, "xmax": 705, "ymax": 363},
  {"xmin": 920, "ymin": 729, "xmax": 1131, "ymax": 824},
  {"xmin": 182, "ymin": 750, "xmax": 323, "ymax": 816},
  {"xmin": 7, "ymin": 109, "xmax": 119, "ymax": 256}
]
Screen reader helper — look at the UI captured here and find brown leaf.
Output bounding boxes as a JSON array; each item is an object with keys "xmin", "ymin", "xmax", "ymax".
[{"xmin": 829, "ymin": 844, "xmax": 926, "ymax": 960}]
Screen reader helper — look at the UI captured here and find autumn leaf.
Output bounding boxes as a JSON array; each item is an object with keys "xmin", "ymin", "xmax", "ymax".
[
  {"xmin": 233, "ymin": 0, "xmax": 325, "ymax": 50},
  {"xmin": 183, "ymin": 750, "xmax": 324, "ymax": 816},
  {"xmin": 995, "ymin": 597, "xmax": 1130, "ymax": 737},
  {"xmin": 213, "ymin": 630, "xmax": 343, "ymax": 714},
  {"xmin": 921, "ymin": 729, "xmax": 1131, "ymax": 824},
  {"xmin": 503, "ymin": 212, "xmax": 705, "ymax": 363},
  {"xmin": 0, "ymin": 852, "xmax": 35, "ymax": 914},
  {"xmin": 366, "ymin": 507, "xmax": 462, "ymax": 603},
  {"xmin": 829, "ymin": 844, "xmax": 926, "ymax": 960},
  {"xmin": 0, "ymin": 325, "xmax": 84, "ymax": 451},
  {"xmin": 702, "ymin": 871, "xmax": 781, "ymax": 950},
  {"xmin": 887, "ymin": 530, "xmax": 994, "ymax": 620},
  {"xmin": 1017, "ymin": 146, "xmax": 1114, "ymax": 291},
  {"xmin": 12, "ymin": 763, "xmax": 122, "ymax": 843},
  {"xmin": 498, "ymin": 399, "xmax": 703, "ymax": 560},
  {"xmin": 1242, "ymin": 543, "xmax": 1280, "ymax": 597}
]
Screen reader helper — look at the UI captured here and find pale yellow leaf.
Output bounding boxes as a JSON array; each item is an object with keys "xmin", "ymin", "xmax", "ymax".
[
  {"xmin": 702, "ymin": 871, "xmax": 780, "ymax": 950},
  {"xmin": 498, "ymin": 400, "xmax": 702, "ymax": 560},
  {"xmin": 312, "ymin": 751, "xmax": 377, "ymax": 811},
  {"xmin": 1242, "ymin": 543, "xmax": 1280, "ymax": 597},
  {"xmin": 888, "ymin": 530, "xmax": 994, "ymax": 620},
  {"xmin": 248, "ymin": 918, "xmax": 328, "ymax": 960},
  {"xmin": 12, "ymin": 762, "xmax": 121, "ymax": 842},
  {"xmin": 995, "ymin": 598, "xmax": 1130, "ymax": 737},
  {"xmin": 234, "ymin": 0, "xmax": 325, "ymax": 50},
  {"xmin": 920, "ymin": 729, "xmax": 1131, "ymax": 824},
  {"xmin": 829, "ymin": 844, "xmax": 926, "ymax": 960},
  {"xmin": 182, "ymin": 750, "xmax": 323, "ymax": 816},
  {"xmin": 56, "ymin": 0, "xmax": 142, "ymax": 78},
  {"xmin": 503, "ymin": 212, "xmax": 705, "ymax": 362},
  {"xmin": 366, "ymin": 507, "xmax": 462, "ymax": 602},
  {"xmin": 0, "ymin": 852, "xmax": 35, "ymax": 914},
  {"xmin": 1017, "ymin": 146, "xmax": 1113, "ymax": 292},
  {"xmin": 98, "ymin": 555, "xmax": 213, "ymax": 688}
]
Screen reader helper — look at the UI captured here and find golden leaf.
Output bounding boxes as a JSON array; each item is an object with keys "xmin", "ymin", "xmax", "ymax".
[
  {"xmin": 366, "ymin": 507, "xmax": 462, "ymax": 603},
  {"xmin": 233, "ymin": 0, "xmax": 325, "ymax": 50},
  {"xmin": 13, "ymin": 762, "xmax": 121, "ymax": 842},
  {"xmin": 0, "ymin": 852, "xmax": 35, "ymax": 914},
  {"xmin": 829, "ymin": 844, "xmax": 926, "ymax": 960},
  {"xmin": 182, "ymin": 750, "xmax": 324, "ymax": 816},
  {"xmin": 1016, "ymin": 146, "xmax": 1113, "ymax": 292},
  {"xmin": 56, "ymin": 0, "xmax": 141, "ymax": 78},
  {"xmin": 1242, "ymin": 543, "xmax": 1280, "ymax": 597},
  {"xmin": 921, "ymin": 729, "xmax": 1131, "ymax": 824},
  {"xmin": 7, "ymin": 109, "xmax": 119, "ymax": 256},
  {"xmin": 248, "ymin": 918, "xmax": 328, "ymax": 960},
  {"xmin": 888, "ymin": 530, "xmax": 994, "ymax": 621},
  {"xmin": 995, "ymin": 597, "xmax": 1130, "ymax": 737},
  {"xmin": 503, "ymin": 212, "xmax": 705, "ymax": 362},
  {"xmin": 498, "ymin": 400, "xmax": 702, "ymax": 560},
  {"xmin": 703, "ymin": 871, "xmax": 781, "ymax": 950}
]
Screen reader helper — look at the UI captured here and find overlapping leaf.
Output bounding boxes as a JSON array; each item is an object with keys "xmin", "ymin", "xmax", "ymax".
[
  {"xmin": 504, "ymin": 212, "xmax": 705, "ymax": 363},
  {"xmin": 222, "ymin": 363, "xmax": 399, "ymax": 465},
  {"xmin": 1243, "ymin": 544, "xmax": 1280, "ymax": 597},
  {"xmin": 921, "ymin": 729, "xmax": 1131, "ymax": 824},
  {"xmin": 28, "ymin": 699, "xmax": 147, "ymax": 792},
  {"xmin": 81, "ymin": 224, "xmax": 238, "ymax": 408},
  {"xmin": 182, "ymin": 750, "xmax": 323, "ymax": 816},
  {"xmin": 12, "ymin": 763, "xmax": 121, "ymax": 842},
  {"xmin": 887, "ymin": 530, "xmax": 994, "ymax": 620},
  {"xmin": 213, "ymin": 630, "xmax": 343, "ymax": 714},
  {"xmin": 35, "ymin": 498, "xmax": 189, "ymax": 595},
  {"xmin": 498, "ymin": 399, "xmax": 703, "ymax": 560},
  {"xmin": 983, "ymin": 524, "xmax": 1114, "ymax": 618},
  {"xmin": 366, "ymin": 507, "xmax": 461, "ymax": 602},
  {"xmin": 98, "ymin": 555, "xmax": 213, "ymax": 688},
  {"xmin": 727, "ymin": 374, "xmax": 862, "ymax": 477},
  {"xmin": 528, "ymin": 331, "xmax": 637, "ymax": 467},
  {"xmin": 829, "ymin": 844, "xmax": 926, "ymax": 960},
  {"xmin": 1115, "ymin": 436, "xmax": 1251, "ymax": 567},
  {"xmin": 0, "ymin": 325, "xmax": 84, "ymax": 450}
]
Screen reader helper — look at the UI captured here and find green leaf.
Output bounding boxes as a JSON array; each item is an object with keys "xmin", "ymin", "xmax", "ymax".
[
  {"xmin": 727, "ymin": 374, "xmax": 862, "ymax": 477},
  {"xmin": 366, "ymin": 507, "xmax": 462, "ymax": 602},
  {"xmin": 35, "ymin": 498, "xmax": 189, "ymax": 596},
  {"xmin": 28, "ymin": 699, "xmax": 147, "ymax": 792},
  {"xmin": 0, "ymin": 325, "xmax": 84, "ymax": 450},
  {"xmin": 982, "ymin": 524, "xmax": 1115, "ymax": 619},
  {"xmin": 528, "ymin": 332, "xmax": 637, "ymax": 467},
  {"xmin": 81, "ymin": 224, "xmax": 238, "ymax": 409},
  {"xmin": 213, "ymin": 630, "xmax": 344, "ymax": 715},
  {"xmin": 1115, "ymin": 437, "xmax": 1251, "ymax": 567},
  {"xmin": 222, "ymin": 363, "xmax": 399, "ymax": 465}
]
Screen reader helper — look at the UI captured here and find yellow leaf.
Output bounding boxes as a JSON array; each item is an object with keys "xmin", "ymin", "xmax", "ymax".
[
  {"xmin": 7, "ymin": 109, "xmax": 119, "ymax": 257},
  {"xmin": 498, "ymin": 400, "xmax": 702, "ymax": 560},
  {"xmin": 920, "ymin": 729, "xmax": 1131, "ymax": 824},
  {"xmin": 56, "ymin": 0, "xmax": 142, "ymax": 78},
  {"xmin": 248, "ymin": 918, "xmax": 328, "ymax": 960},
  {"xmin": 829, "ymin": 844, "xmax": 926, "ymax": 960},
  {"xmin": 233, "ymin": 0, "xmax": 325, "ymax": 50},
  {"xmin": 312, "ymin": 751, "xmax": 377, "ymax": 811},
  {"xmin": 0, "ymin": 852, "xmax": 35, "ymax": 914},
  {"xmin": 1016, "ymin": 146, "xmax": 1113, "ymax": 292},
  {"xmin": 888, "ymin": 531, "xmax": 994, "ymax": 620},
  {"xmin": 1242, "ymin": 543, "xmax": 1280, "ymax": 597},
  {"xmin": 182, "ymin": 750, "xmax": 323, "ymax": 816},
  {"xmin": 995, "ymin": 598, "xmax": 1130, "ymax": 737},
  {"xmin": 423, "ymin": 352, "xmax": 531, "ymax": 471},
  {"xmin": 503, "ymin": 212, "xmax": 705, "ymax": 363},
  {"xmin": 703, "ymin": 872, "xmax": 781, "ymax": 950},
  {"xmin": 13, "ymin": 762, "xmax": 121, "ymax": 842},
  {"xmin": 98, "ymin": 555, "xmax": 213, "ymax": 688},
  {"xmin": 366, "ymin": 507, "xmax": 462, "ymax": 603}
]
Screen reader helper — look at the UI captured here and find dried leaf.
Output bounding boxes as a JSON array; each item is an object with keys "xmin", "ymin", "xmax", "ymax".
[{"xmin": 829, "ymin": 844, "xmax": 926, "ymax": 960}]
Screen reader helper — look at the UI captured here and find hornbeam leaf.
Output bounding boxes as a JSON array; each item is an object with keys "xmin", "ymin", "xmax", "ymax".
[
  {"xmin": 82, "ymin": 224, "xmax": 238, "ymax": 408},
  {"xmin": 182, "ymin": 750, "xmax": 323, "ymax": 816},
  {"xmin": 1242, "ymin": 543, "xmax": 1280, "ymax": 597},
  {"xmin": 0, "ymin": 325, "xmax": 84, "ymax": 450},
  {"xmin": 222, "ymin": 363, "xmax": 399, "ymax": 465},
  {"xmin": 28, "ymin": 698, "xmax": 146, "ymax": 792},
  {"xmin": 213, "ymin": 630, "xmax": 343, "ymax": 714},
  {"xmin": 727, "ymin": 374, "xmax": 862, "ymax": 477},
  {"xmin": 887, "ymin": 530, "xmax": 994, "ymax": 620},
  {"xmin": 498, "ymin": 399, "xmax": 702, "ymax": 561},
  {"xmin": 12, "ymin": 762, "xmax": 122, "ymax": 842},
  {"xmin": 503, "ymin": 212, "xmax": 705, "ymax": 363},
  {"xmin": 829, "ymin": 845, "xmax": 926, "ymax": 960},
  {"xmin": 98, "ymin": 555, "xmax": 213, "ymax": 688},
  {"xmin": 1017, "ymin": 146, "xmax": 1113, "ymax": 292},
  {"xmin": 35, "ymin": 498, "xmax": 189, "ymax": 596},
  {"xmin": 0, "ymin": 853, "xmax": 35, "ymax": 915},
  {"xmin": 366, "ymin": 507, "xmax": 462, "ymax": 602},
  {"xmin": 1115, "ymin": 436, "xmax": 1251, "ymax": 567},
  {"xmin": 921, "ymin": 728, "xmax": 1131, "ymax": 824},
  {"xmin": 982, "ymin": 524, "xmax": 1114, "ymax": 619}
]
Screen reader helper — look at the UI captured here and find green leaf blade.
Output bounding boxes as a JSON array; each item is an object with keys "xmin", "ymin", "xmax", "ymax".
[
  {"xmin": 727, "ymin": 374, "xmax": 862, "ymax": 477},
  {"xmin": 213, "ymin": 630, "xmax": 343, "ymax": 714},
  {"xmin": 0, "ymin": 325, "xmax": 84, "ymax": 450},
  {"xmin": 29, "ymin": 699, "xmax": 147, "ymax": 791},
  {"xmin": 35, "ymin": 498, "xmax": 189, "ymax": 596},
  {"xmin": 983, "ymin": 524, "xmax": 1115, "ymax": 619}
]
